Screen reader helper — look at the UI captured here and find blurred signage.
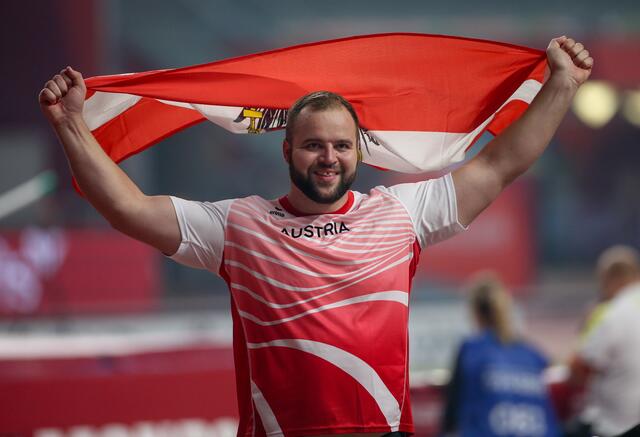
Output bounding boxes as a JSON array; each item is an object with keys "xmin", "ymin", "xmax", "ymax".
[
  {"xmin": 411, "ymin": 384, "xmax": 446, "ymax": 437},
  {"xmin": 0, "ymin": 346, "xmax": 238, "ymax": 436},
  {"xmin": 0, "ymin": 228, "xmax": 160, "ymax": 316},
  {"xmin": 34, "ymin": 418, "xmax": 238, "ymax": 437}
]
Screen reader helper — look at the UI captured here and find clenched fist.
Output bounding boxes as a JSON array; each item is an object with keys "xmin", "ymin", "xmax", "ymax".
[
  {"xmin": 38, "ymin": 66, "xmax": 86, "ymax": 125},
  {"xmin": 546, "ymin": 36, "xmax": 593, "ymax": 88}
]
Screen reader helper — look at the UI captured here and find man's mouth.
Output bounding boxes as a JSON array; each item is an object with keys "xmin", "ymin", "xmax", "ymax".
[
  {"xmin": 313, "ymin": 169, "xmax": 340, "ymax": 183},
  {"xmin": 315, "ymin": 170, "xmax": 337, "ymax": 176}
]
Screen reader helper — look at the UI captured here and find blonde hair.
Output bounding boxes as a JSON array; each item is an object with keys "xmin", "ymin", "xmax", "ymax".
[{"xmin": 468, "ymin": 273, "xmax": 515, "ymax": 344}]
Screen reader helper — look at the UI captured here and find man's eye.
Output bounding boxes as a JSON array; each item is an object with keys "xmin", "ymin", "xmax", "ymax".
[
  {"xmin": 336, "ymin": 143, "xmax": 351, "ymax": 150},
  {"xmin": 306, "ymin": 143, "xmax": 321, "ymax": 149}
]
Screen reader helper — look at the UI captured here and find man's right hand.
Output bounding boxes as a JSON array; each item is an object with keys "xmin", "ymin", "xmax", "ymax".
[
  {"xmin": 37, "ymin": 66, "xmax": 182, "ymax": 256},
  {"xmin": 38, "ymin": 67, "xmax": 86, "ymax": 125}
]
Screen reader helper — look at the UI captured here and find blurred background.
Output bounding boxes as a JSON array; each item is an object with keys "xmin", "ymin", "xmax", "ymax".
[{"xmin": 1, "ymin": 0, "xmax": 639, "ymax": 436}]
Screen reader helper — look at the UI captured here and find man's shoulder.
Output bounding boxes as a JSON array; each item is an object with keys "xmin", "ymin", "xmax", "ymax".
[
  {"xmin": 373, "ymin": 173, "xmax": 452, "ymax": 196},
  {"xmin": 224, "ymin": 195, "xmax": 289, "ymax": 220},
  {"xmin": 173, "ymin": 195, "xmax": 277, "ymax": 222},
  {"xmin": 607, "ymin": 282, "xmax": 640, "ymax": 318},
  {"xmin": 583, "ymin": 284, "xmax": 640, "ymax": 344},
  {"xmin": 352, "ymin": 186, "xmax": 410, "ymax": 212},
  {"xmin": 617, "ymin": 282, "xmax": 640, "ymax": 300}
]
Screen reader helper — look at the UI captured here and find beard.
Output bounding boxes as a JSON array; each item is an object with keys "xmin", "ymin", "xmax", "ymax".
[{"xmin": 289, "ymin": 162, "xmax": 356, "ymax": 204}]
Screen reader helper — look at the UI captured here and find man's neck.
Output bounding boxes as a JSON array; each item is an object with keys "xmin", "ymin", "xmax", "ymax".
[{"xmin": 285, "ymin": 187, "xmax": 350, "ymax": 216}]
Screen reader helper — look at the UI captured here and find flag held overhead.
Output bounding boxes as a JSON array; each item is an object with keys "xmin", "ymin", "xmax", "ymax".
[{"xmin": 83, "ymin": 33, "xmax": 547, "ymax": 173}]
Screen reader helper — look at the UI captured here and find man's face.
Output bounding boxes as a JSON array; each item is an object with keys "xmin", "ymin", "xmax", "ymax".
[{"xmin": 286, "ymin": 106, "xmax": 359, "ymax": 204}]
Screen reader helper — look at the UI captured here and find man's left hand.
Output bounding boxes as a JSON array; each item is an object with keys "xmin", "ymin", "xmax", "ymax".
[{"xmin": 546, "ymin": 36, "xmax": 593, "ymax": 88}]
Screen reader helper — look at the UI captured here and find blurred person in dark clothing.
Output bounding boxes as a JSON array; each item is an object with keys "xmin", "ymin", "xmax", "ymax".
[
  {"xmin": 567, "ymin": 246, "xmax": 640, "ymax": 437},
  {"xmin": 441, "ymin": 274, "xmax": 561, "ymax": 437}
]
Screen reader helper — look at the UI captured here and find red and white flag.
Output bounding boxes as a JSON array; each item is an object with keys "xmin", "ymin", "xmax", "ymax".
[{"xmin": 83, "ymin": 33, "xmax": 547, "ymax": 173}]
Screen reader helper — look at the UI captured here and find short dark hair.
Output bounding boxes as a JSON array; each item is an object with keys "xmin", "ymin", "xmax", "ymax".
[
  {"xmin": 597, "ymin": 245, "xmax": 640, "ymax": 283},
  {"xmin": 285, "ymin": 91, "xmax": 360, "ymax": 144}
]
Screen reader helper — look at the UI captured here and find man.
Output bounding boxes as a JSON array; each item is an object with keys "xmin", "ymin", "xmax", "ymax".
[
  {"xmin": 39, "ymin": 36, "xmax": 592, "ymax": 436},
  {"xmin": 569, "ymin": 246, "xmax": 640, "ymax": 437}
]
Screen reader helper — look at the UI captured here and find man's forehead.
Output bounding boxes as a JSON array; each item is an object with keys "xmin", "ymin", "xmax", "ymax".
[
  {"xmin": 291, "ymin": 106, "xmax": 358, "ymax": 139},
  {"xmin": 297, "ymin": 104, "xmax": 353, "ymax": 119}
]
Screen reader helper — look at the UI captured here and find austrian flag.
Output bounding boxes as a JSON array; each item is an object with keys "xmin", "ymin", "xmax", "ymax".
[{"xmin": 83, "ymin": 33, "xmax": 547, "ymax": 173}]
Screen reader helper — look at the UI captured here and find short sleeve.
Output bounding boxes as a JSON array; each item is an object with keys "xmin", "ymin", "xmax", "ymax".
[
  {"xmin": 579, "ymin": 310, "xmax": 617, "ymax": 370},
  {"xmin": 376, "ymin": 173, "xmax": 467, "ymax": 248},
  {"xmin": 167, "ymin": 196, "xmax": 233, "ymax": 274}
]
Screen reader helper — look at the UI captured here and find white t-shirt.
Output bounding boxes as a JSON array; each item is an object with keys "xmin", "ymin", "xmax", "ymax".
[{"xmin": 579, "ymin": 282, "xmax": 640, "ymax": 436}]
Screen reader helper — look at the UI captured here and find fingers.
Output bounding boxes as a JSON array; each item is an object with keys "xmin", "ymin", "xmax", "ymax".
[
  {"xmin": 63, "ymin": 66, "xmax": 85, "ymax": 89},
  {"xmin": 38, "ymin": 66, "xmax": 85, "ymax": 105},
  {"xmin": 548, "ymin": 35, "xmax": 566, "ymax": 49},
  {"xmin": 53, "ymin": 74, "xmax": 69, "ymax": 95},
  {"xmin": 575, "ymin": 50, "xmax": 592, "ymax": 68},
  {"xmin": 562, "ymin": 38, "xmax": 583, "ymax": 56},
  {"xmin": 38, "ymin": 87, "xmax": 58, "ymax": 105},
  {"xmin": 59, "ymin": 68, "xmax": 73, "ymax": 88},
  {"xmin": 45, "ymin": 79, "xmax": 63, "ymax": 99},
  {"xmin": 41, "ymin": 75, "xmax": 67, "ymax": 103},
  {"xmin": 560, "ymin": 37, "xmax": 594, "ymax": 69}
]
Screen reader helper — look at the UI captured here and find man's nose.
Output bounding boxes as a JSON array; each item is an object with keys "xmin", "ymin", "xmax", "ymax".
[{"xmin": 319, "ymin": 145, "xmax": 337, "ymax": 163}]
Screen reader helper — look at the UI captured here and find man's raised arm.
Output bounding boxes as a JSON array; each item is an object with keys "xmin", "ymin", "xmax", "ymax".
[
  {"xmin": 453, "ymin": 36, "xmax": 593, "ymax": 226},
  {"xmin": 39, "ymin": 67, "xmax": 181, "ymax": 255}
]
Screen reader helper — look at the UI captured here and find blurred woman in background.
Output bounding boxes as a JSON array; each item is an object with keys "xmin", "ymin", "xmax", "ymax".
[{"xmin": 441, "ymin": 274, "xmax": 561, "ymax": 437}]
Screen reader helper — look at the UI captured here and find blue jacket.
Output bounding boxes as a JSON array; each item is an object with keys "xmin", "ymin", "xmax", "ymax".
[{"xmin": 442, "ymin": 330, "xmax": 560, "ymax": 437}]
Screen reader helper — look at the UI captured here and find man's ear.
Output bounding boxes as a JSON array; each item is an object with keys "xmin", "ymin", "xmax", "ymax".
[{"xmin": 283, "ymin": 139, "xmax": 291, "ymax": 163}]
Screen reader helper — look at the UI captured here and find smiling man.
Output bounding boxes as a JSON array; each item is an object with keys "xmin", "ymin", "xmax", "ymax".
[
  {"xmin": 285, "ymin": 93, "xmax": 359, "ymax": 210},
  {"xmin": 40, "ymin": 36, "xmax": 592, "ymax": 437}
]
